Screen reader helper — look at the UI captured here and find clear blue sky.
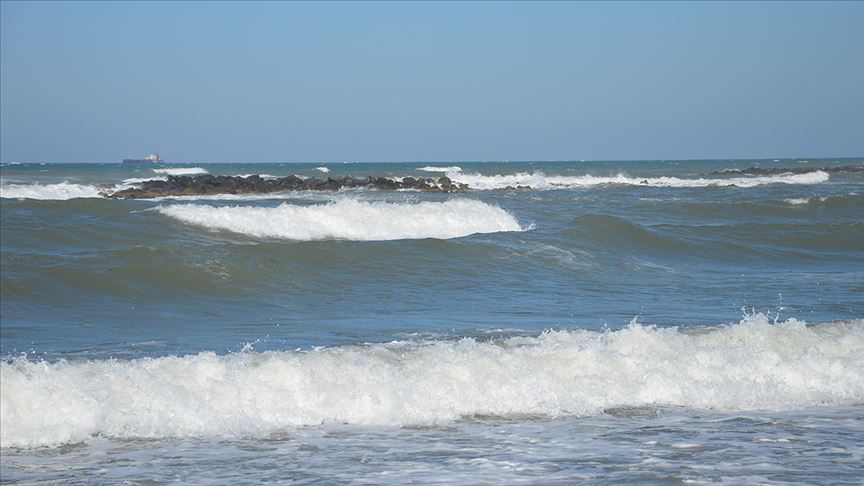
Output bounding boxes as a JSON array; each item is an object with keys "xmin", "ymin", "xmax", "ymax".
[{"xmin": 1, "ymin": 1, "xmax": 862, "ymax": 163}]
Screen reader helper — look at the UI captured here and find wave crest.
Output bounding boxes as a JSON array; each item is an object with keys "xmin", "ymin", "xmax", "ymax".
[
  {"xmin": 417, "ymin": 166, "xmax": 463, "ymax": 173},
  {"xmin": 0, "ymin": 182, "xmax": 105, "ymax": 200},
  {"xmin": 152, "ymin": 167, "xmax": 209, "ymax": 176},
  {"xmin": 156, "ymin": 199, "xmax": 525, "ymax": 241},
  {"xmin": 2, "ymin": 315, "xmax": 861, "ymax": 449},
  {"xmin": 446, "ymin": 171, "xmax": 830, "ymax": 190}
]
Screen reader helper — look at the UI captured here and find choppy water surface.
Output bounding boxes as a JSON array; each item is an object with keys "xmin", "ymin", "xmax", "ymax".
[{"xmin": 1, "ymin": 159, "xmax": 863, "ymax": 483}]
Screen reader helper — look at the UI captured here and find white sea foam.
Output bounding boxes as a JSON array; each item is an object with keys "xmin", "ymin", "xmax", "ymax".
[
  {"xmin": 152, "ymin": 167, "xmax": 209, "ymax": 176},
  {"xmin": 0, "ymin": 182, "xmax": 105, "ymax": 200},
  {"xmin": 121, "ymin": 176, "xmax": 168, "ymax": 185},
  {"xmin": 445, "ymin": 171, "xmax": 830, "ymax": 190},
  {"xmin": 783, "ymin": 196, "xmax": 828, "ymax": 205},
  {"xmin": 146, "ymin": 192, "xmax": 331, "ymax": 202},
  {"xmin": 156, "ymin": 199, "xmax": 525, "ymax": 241},
  {"xmin": 315, "ymin": 167, "xmax": 330, "ymax": 173},
  {"xmin": 2, "ymin": 315, "xmax": 861, "ymax": 449},
  {"xmin": 231, "ymin": 173, "xmax": 278, "ymax": 179},
  {"xmin": 417, "ymin": 166, "xmax": 463, "ymax": 173}
]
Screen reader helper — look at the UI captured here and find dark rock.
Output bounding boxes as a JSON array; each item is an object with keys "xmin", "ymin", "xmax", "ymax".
[{"xmin": 107, "ymin": 173, "xmax": 472, "ymax": 198}]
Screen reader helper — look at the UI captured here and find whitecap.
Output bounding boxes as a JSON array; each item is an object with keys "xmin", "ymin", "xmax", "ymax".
[
  {"xmin": 156, "ymin": 199, "xmax": 525, "ymax": 241},
  {"xmin": 783, "ymin": 196, "xmax": 829, "ymax": 205},
  {"xmin": 447, "ymin": 171, "xmax": 830, "ymax": 190},
  {"xmin": 0, "ymin": 182, "xmax": 105, "ymax": 200},
  {"xmin": 152, "ymin": 167, "xmax": 209, "ymax": 176},
  {"xmin": 230, "ymin": 174, "xmax": 278, "ymax": 179},
  {"xmin": 417, "ymin": 166, "xmax": 463, "ymax": 173},
  {"xmin": 121, "ymin": 176, "xmax": 168, "ymax": 185}
]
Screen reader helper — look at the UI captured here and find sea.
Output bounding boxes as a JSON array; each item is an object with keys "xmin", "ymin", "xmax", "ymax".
[{"xmin": 1, "ymin": 159, "xmax": 862, "ymax": 484}]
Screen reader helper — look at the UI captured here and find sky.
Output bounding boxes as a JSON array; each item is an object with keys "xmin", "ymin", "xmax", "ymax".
[{"xmin": 1, "ymin": 1, "xmax": 862, "ymax": 163}]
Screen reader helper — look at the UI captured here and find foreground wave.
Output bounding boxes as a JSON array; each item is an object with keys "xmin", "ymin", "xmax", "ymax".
[
  {"xmin": 156, "ymin": 199, "xmax": 525, "ymax": 241},
  {"xmin": 2, "ymin": 315, "xmax": 862, "ymax": 449}
]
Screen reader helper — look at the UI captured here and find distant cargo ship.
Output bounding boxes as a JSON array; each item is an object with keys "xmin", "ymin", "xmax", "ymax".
[{"xmin": 123, "ymin": 153, "xmax": 163, "ymax": 164}]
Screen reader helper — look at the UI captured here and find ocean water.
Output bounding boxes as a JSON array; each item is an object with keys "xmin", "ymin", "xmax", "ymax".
[{"xmin": 1, "ymin": 159, "xmax": 862, "ymax": 484}]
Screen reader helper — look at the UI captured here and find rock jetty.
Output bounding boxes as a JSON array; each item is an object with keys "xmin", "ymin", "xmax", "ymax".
[{"xmin": 109, "ymin": 174, "xmax": 470, "ymax": 199}]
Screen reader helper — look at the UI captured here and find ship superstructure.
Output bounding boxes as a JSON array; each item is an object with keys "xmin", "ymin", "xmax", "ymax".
[{"xmin": 123, "ymin": 153, "xmax": 163, "ymax": 164}]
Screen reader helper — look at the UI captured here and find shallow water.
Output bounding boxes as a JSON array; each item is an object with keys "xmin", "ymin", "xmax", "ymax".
[
  {"xmin": 3, "ymin": 407, "xmax": 862, "ymax": 485},
  {"xmin": 2, "ymin": 158, "xmax": 863, "ymax": 483}
]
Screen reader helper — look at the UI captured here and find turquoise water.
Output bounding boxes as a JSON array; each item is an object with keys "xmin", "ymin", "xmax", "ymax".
[{"xmin": 1, "ymin": 159, "xmax": 863, "ymax": 483}]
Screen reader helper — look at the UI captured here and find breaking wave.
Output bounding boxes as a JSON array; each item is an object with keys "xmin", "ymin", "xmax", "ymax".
[
  {"xmin": 156, "ymin": 199, "xmax": 525, "ymax": 241},
  {"xmin": 2, "ymin": 315, "xmax": 861, "ymax": 449},
  {"xmin": 0, "ymin": 182, "xmax": 105, "ymax": 200},
  {"xmin": 784, "ymin": 197, "xmax": 825, "ymax": 205},
  {"xmin": 445, "ymin": 170, "xmax": 830, "ymax": 190},
  {"xmin": 781, "ymin": 194, "xmax": 861, "ymax": 207},
  {"xmin": 417, "ymin": 166, "xmax": 463, "ymax": 173},
  {"xmin": 121, "ymin": 176, "xmax": 168, "ymax": 185},
  {"xmin": 152, "ymin": 167, "xmax": 209, "ymax": 176},
  {"xmin": 230, "ymin": 174, "xmax": 278, "ymax": 179},
  {"xmin": 315, "ymin": 167, "xmax": 330, "ymax": 173}
]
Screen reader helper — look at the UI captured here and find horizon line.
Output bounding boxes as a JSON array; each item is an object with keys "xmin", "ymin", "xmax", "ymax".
[{"xmin": 2, "ymin": 155, "xmax": 862, "ymax": 165}]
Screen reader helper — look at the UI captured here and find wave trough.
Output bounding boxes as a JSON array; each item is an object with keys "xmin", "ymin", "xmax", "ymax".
[
  {"xmin": 2, "ymin": 315, "xmax": 861, "ymax": 449},
  {"xmin": 156, "ymin": 199, "xmax": 525, "ymax": 241}
]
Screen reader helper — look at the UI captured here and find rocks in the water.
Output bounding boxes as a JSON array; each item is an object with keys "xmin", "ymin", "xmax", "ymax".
[
  {"xmin": 109, "ymin": 174, "xmax": 470, "ymax": 199},
  {"xmin": 709, "ymin": 165, "xmax": 864, "ymax": 176}
]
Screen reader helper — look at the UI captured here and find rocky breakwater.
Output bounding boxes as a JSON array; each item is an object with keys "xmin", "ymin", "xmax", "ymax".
[{"xmin": 109, "ymin": 174, "xmax": 470, "ymax": 199}]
